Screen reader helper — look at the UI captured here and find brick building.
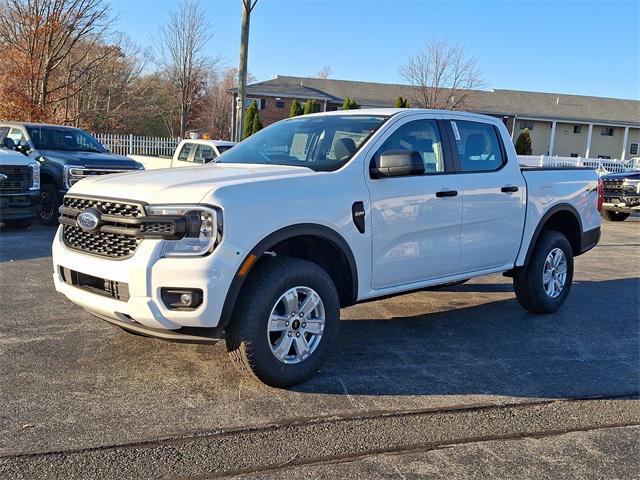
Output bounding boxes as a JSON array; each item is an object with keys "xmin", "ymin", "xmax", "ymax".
[{"xmin": 230, "ymin": 75, "xmax": 640, "ymax": 160}]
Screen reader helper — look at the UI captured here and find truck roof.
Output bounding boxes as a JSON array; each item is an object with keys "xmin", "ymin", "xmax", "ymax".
[
  {"xmin": 1, "ymin": 121, "xmax": 81, "ymax": 130},
  {"xmin": 298, "ymin": 108, "xmax": 502, "ymax": 123}
]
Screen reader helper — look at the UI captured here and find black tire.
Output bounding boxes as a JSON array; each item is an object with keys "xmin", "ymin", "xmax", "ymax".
[
  {"xmin": 39, "ymin": 183, "xmax": 60, "ymax": 225},
  {"xmin": 4, "ymin": 218, "xmax": 33, "ymax": 229},
  {"xmin": 601, "ymin": 210, "xmax": 630, "ymax": 222},
  {"xmin": 225, "ymin": 256, "xmax": 340, "ymax": 388},
  {"xmin": 513, "ymin": 230, "xmax": 574, "ymax": 314}
]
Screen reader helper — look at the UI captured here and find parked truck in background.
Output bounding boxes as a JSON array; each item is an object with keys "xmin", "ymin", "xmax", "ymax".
[
  {"xmin": 600, "ymin": 170, "xmax": 640, "ymax": 221},
  {"xmin": 133, "ymin": 139, "xmax": 236, "ymax": 170},
  {"xmin": 0, "ymin": 148, "xmax": 40, "ymax": 229},
  {"xmin": 0, "ymin": 122, "xmax": 143, "ymax": 225},
  {"xmin": 52, "ymin": 109, "xmax": 602, "ymax": 387}
]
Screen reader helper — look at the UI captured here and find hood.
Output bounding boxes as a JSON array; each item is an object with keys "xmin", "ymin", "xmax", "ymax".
[
  {"xmin": 603, "ymin": 172, "xmax": 640, "ymax": 181},
  {"xmin": 67, "ymin": 163, "xmax": 314, "ymax": 204},
  {"xmin": 39, "ymin": 149, "xmax": 140, "ymax": 168},
  {"xmin": 0, "ymin": 148, "xmax": 36, "ymax": 166}
]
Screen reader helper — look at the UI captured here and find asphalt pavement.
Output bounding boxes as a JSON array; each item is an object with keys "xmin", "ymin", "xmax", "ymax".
[{"xmin": 0, "ymin": 218, "xmax": 638, "ymax": 478}]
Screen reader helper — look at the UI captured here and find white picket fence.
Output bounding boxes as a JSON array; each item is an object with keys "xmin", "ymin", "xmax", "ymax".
[
  {"xmin": 94, "ymin": 133, "xmax": 180, "ymax": 157},
  {"xmin": 518, "ymin": 155, "xmax": 637, "ymax": 176}
]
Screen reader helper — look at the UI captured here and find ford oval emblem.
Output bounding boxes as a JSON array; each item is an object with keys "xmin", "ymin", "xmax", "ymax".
[
  {"xmin": 0, "ymin": 174, "xmax": 7, "ymax": 182},
  {"xmin": 77, "ymin": 208, "xmax": 101, "ymax": 232}
]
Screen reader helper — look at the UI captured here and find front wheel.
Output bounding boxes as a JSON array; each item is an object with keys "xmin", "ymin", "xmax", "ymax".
[
  {"xmin": 513, "ymin": 230, "xmax": 574, "ymax": 314},
  {"xmin": 39, "ymin": 184, "xmax": 60, "ymax": 226},
  {"xmin": 601, "ymin": 210, "xmax": 630, "ymax": 222},
  {"xmin": 225, "ymin": 257, "xmax": 340, "ymax": 387}
]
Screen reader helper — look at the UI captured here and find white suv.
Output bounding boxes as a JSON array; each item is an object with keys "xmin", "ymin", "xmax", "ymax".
[{"xmin": 53, "ymin": 109, "xmax": 601, "ymax": 386}]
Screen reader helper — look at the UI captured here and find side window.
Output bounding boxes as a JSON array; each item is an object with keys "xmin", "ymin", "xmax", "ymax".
[
  {"xmin": 194, "ymin": 144, "xmax": 216, "ymax": 163},
  {"xmin": 7, "ymin": 127, "xmax": 26, "ymax": 144},
  {"xmin": 376, "ymin": 119, "xmax": 445, "ymax": 174},
  {"xmin": 450, "ymin": 120, "xmax": 505, "ymax": 172},
  {"xmin": 177, "ymin": 143, "xmax": 194, "ymax": 161}
]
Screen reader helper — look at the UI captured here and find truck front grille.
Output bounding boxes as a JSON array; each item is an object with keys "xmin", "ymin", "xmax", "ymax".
[
  {"xmin": 602, "ymin": 179, "xmax": 624, "ymax": 195},
  {"xmin": 59, "ymin": 267, "xmax": 130, "ymax": 301},
  {"xmin": 0, "ymin": 166, "xmax": 32, "ymax": 192},
  {"xmin": 61, "ymin": 196, "xmax": 144, "ymax": 259}
]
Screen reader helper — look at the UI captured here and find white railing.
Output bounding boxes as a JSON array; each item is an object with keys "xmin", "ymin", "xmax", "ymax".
[
  {"xmin": 518, "ymin": 155, "xmax": 637, "ymax": 175},
  {"xmin": 94, "ymin": 133, "xmax": 180, "ymax": 157}
]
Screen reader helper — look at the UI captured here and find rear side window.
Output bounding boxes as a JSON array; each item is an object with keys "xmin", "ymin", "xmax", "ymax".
[
  {"xmin": 194, "ymin": 144, "xmax": 216, "ymax": 163},
  {"xmin": 450, "ymin": 120, "xmax": 504, "ymax": 172},
  {"xmin": 177, "ymin": 143, "xmax": 194, "ymax": 161}
]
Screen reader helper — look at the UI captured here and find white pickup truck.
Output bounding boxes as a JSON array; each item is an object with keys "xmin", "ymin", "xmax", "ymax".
[
  {"xmin": 52, "ymin": 109, "xmax": 602, "ymax": 387},
  {"xmin": 133, "ymin": 139, "xmax": 236, "ymax": 170}
]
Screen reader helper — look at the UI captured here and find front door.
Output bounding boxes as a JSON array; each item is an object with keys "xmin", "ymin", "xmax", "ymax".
[{"xmin": 366, "ymin": 116, "xmax": 463, "ymax": 289}]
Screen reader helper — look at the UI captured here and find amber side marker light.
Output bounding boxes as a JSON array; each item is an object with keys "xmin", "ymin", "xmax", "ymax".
[{"xmin": 238, "ymin": 254, "xmax": 257, "ymax": 276}]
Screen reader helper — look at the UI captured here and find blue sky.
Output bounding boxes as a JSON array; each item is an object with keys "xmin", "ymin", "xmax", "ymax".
[{"xmin": 109, "ymin": 0, "xmax": 640, "ymax": 100}]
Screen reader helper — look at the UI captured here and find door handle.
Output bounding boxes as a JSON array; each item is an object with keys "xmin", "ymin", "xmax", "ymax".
[
  {"xmin": 501, "ymin": 186, "xmax": 519, "ymax": 193},
  {"xmin": 436, "ymin": 190, "xmax": 458, "ymax": 198}
]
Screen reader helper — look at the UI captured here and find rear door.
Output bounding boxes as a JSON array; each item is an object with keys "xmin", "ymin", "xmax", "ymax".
[
  {"xmin": 445, "ymin": 116, "xmax": 526, "ymax": 272},
  {"xmin": 366, "ymin": 114, "xmax": 463, "ymax": 289}
]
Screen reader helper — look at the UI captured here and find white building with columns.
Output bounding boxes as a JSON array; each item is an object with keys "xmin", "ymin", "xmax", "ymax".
[{"xmin": 232, "ymin": 76, "xmax": 640, "ymax": 159}]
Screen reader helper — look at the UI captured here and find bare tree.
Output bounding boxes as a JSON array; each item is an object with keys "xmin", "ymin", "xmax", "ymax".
[
  {"xmin": 400, "ymin": 38, "xmax": 484, "ymax": 110},
  {"xmin": 157, "ymin": 0, "xmax": 218, "ymax": 138},
  {"xmin": 0, "ymin": 0, "xmax": 114, "ymax": 121},
  {"xmin": 236, "ymin": 0, "xmax": 258, "ymax": 141},
  {"xmin": 317, "ymin": 65, "xmax": 332, "ymax": 79}
]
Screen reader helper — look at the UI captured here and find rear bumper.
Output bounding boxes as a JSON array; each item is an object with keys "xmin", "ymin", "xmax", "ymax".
[
  {"xmin": 579, "ymin": 226, "xmax": 601, "ymax": 255},
  {"xmin": 602, "ymin": 200, "xmax": 640, "ymax": 214},
  {"xmin": 0, "ymin": 191, "xmax": 40, "ymax": 220}
]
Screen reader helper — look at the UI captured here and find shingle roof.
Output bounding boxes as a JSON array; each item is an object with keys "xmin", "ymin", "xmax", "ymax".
[{"xmin": 244, "ymin": 75, "xmax": 640, "ymax": 126}]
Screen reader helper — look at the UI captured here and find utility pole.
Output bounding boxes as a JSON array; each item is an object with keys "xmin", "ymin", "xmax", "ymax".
[{"xmin": 237, "ymin": 0, "xmax": 258, "ymax": 141}]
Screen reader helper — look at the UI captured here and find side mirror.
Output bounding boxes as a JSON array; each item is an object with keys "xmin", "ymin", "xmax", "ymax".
[
  {"xmin": 15, "ymin": 142, "xmax": 31, "ymax": 156},
  {"xmin": 370, "ymin": 150, "xmax": 425, "ymax": 178}
]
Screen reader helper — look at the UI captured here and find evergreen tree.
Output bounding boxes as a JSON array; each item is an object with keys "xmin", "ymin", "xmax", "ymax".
[
  {"xmin": 515, "ymin": 128, "xmax": 532, "ymax": 155},
  {"xmin": 303, "ymin": 99, "xmax": 317, "ymax": 115},
  {"xmin": 251, "ymin": 110, "xmax": 263, "ymax": 134},
  {"xmin": 243, "ymin": 100, "xmax": 258, "ymax": 138},
  {"xmin": 342, "ymin": 97, "xmax": 360, "ymax": 110},
  {"xmin": 289, "ymin": 99, "xmax": 303, "ymax": 117},
  {"xmin": 394, "ymin": 96, "xmax": 409, "ymax": 108}
]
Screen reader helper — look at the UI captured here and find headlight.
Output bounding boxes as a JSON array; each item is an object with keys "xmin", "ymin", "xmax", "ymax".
[
  {"xmin": 145, "ymin": 205, "xmax": 222, "ymax": 257},
  {"xmin": 623, "ymin": 179, "xmax": 640, "ymax": 194},
  {"xmin": 63, "ymin": 164, "xmax": 85, "ymax": 189},
  {"xmin": 29, "ymin": 162, "xmax": 40, "ymax": 190}
]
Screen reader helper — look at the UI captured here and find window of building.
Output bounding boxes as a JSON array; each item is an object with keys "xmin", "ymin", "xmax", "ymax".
[
  {"xmin": 275, "ymin": 99, "xmax": 285, "ymax": 109},
  {"xmin": 520, "ymin": 120, "xmax": 534, "ymax": 130},
  {"xmin": 600, "ymin": 127, "xmax": 614, "ymax": 136},
  {"xmin": 450, "ymin": 120, "xmax": 505, "ymax": 173},
  {"xmin": 598, "ymin": 155, "xmax": 611, "ymax": 159},
  {"xmin": 630, "ymin": 143, "xmax": 638, "ymax": 155},
  {"xmin": 573, "ymin": 125, "xmax": 581, "ymax": 134},
  {"xmin": 376, "ymin": 119, "xmax": 445, "ymax": 174},
  {"xmin": 570, "ymin": 153, "xmax": 579, "ymax": 158}
]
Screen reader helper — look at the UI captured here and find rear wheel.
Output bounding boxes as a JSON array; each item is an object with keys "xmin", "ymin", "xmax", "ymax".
[
  {"xmin": 4, "ymin": 218, "xmax": 33, "ymax": 229},
  {"xmin": 601, "ymin": 210, "xmax": 630, "ymax": 222},
  {"xmin": 513, "ymin": 230, "xmax": 574, "ymax": 314},
  {"xmin": 39, "ymin": 183, "xmax": 60, "ymax": 226},
  {"xmin": 225, "ymin": 256, "xmax": 340, "ymax": 387}
]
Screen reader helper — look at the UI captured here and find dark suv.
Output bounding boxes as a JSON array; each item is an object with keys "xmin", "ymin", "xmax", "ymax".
[{"xmin": 0, "ymin": 122, "xmax": 143, "ymax": 225}]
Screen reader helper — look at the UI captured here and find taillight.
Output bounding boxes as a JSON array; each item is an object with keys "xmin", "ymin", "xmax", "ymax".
[{"xmin": 597, "ymin": 178, "xmax": 603, "ymax": 212}]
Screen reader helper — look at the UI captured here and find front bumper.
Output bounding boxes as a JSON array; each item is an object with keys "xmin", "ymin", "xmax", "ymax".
[
  {"xmin": 52, "ymin": 226, "xmax": 246, "ymax": 334},
  {"xmin": 0, "ymin": 191, "xmax": 40, "ymax": 220},
  {"xmin": 602, "ymin": 196, "xmax": 640, "ymax": 214}
]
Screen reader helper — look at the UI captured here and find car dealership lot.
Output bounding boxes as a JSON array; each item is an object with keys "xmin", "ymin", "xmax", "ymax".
[{"xmin": 0, "ymin": 219, "xmax": 638, "ymax": 478}]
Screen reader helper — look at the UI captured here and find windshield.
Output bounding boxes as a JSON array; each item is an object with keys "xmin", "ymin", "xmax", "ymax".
[
  {"xmin": 218, "ymin": 115, "xmax": 388, "ymax": 172},
  {"xmin": 26, "ymin": 126, "xmax": 106, "ymax": 153}
]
